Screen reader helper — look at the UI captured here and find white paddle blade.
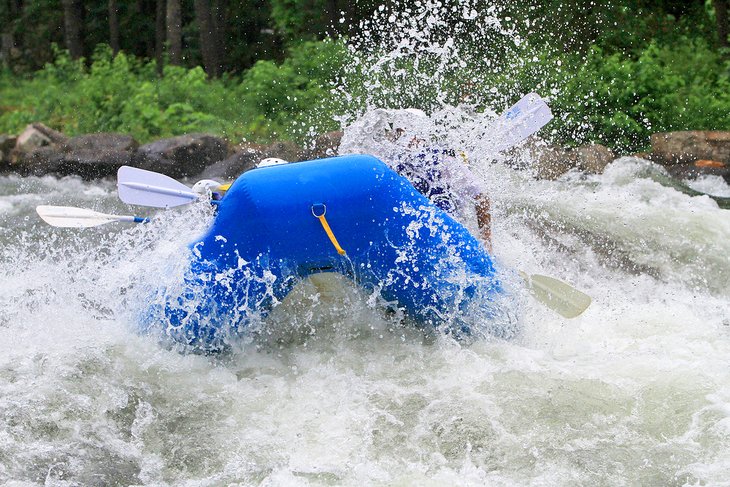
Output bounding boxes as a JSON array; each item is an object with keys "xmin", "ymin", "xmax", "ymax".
[
  {"xmin": 520, "ymin": 272, "xmax": 591, "ymax": 319},
  {"xmin": 490, "ymin": 93, "xmax": 553, "ymax": 152},
  {"xmin": 36, "ymin": 205, "xmax": 121, "ymax": 228},
  {"xmin": 117, "ymin": 166, "xmax": 198, "ymax": 208}
]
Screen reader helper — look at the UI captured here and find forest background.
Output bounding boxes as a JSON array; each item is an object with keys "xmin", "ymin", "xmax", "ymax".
[{"xmin": 1, "ymin": 0, "xmax": 729, "ymax": 153}]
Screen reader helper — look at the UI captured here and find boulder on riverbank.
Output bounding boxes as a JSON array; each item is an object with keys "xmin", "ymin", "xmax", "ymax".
[
  {"xmin": 650, "ymin": 131, "xmax": 730, "ymax": 165},
  {"xmin": 0, "ymin": 134, "xmax": 16, "ymax": 171},
  {"xmin": 136, "ymin": 133, "xmax": 230, "ymax": 179},
  {"xmin": 14, "ymin": 123, "xmax": 67, "ymax": 153},
  {"xmin": 2, "ymin": 124, "xmax": 729, "ymax": 188},
  {"xmin": 0, "ymin": 134, "xmax": 17, "ymax": 154},
  {"xmin": 662, "ymin": 160, "xmax": 729, "ymax": 183},
  {"xmin": 196, "ymin": 132, "xmax": 344, "ymax": 180},
  {"xmin": 10, "ymin": 132, "xmax": 139, "ymax": 178},
  {"xmin": 198, "ymin": 140, "xmax": 302, "ymax": 180},
  {"xmin": 524, "ymin": 142, "xmax": 615, "ymax": 180},
  {"xmin": 301, "ymin": 130, "xmax": 343, "ymax": 161},
  {"xmin": 648, "ymin": 131, "xmax": 730, "ymax": 183}
]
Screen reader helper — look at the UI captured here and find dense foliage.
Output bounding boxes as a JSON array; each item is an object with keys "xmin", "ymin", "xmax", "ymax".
[
  {"xmin": 493, "ymin": 39, "xmax": 730, "ymax": 151},
  {"xmin": 1, "ymin": 0, "xmax": 729, "ymax": 151},
  {"xmin": 0, "ymin": 41, "xmax": 345, "ymax": 143}
]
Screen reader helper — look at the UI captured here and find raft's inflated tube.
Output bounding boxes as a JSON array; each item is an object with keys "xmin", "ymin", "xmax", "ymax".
[{"xmin": 150, "ymin": 154, "xmax": 502, "ymax": 349}]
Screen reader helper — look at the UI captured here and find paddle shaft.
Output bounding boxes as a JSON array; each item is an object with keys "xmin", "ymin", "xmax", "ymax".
[{"xmin": 118, "ymin": 181, "xmax": 198, "ymax": 200}]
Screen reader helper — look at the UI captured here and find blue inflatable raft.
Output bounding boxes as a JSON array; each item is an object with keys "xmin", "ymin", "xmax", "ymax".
[{"xmin": 152, "ymin": 154, "xmax": 502, "ymax": 349}]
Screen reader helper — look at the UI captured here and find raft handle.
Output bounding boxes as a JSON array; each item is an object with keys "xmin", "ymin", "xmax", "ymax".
[{"xmin": 311, "ymin": 203, "xmax": 346, "ymax": 256}]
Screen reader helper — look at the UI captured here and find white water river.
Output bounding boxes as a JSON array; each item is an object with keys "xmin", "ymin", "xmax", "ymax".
[
  {"xmin": 1, "ymin": 149, "xmax": 729, "ymax": 485},
  {"xmin": 3, "ymin": 0, "xmax": 730, "ymax": 482}
]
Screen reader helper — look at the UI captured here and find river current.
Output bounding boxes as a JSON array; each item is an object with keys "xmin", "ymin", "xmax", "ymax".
[
  {"xmin": 1, "ymin": 144, "xmax": 729, "ymax": 485},
  {"xmin": 3, "ymin": 1, "xmax": 730, "ymax": 483}
]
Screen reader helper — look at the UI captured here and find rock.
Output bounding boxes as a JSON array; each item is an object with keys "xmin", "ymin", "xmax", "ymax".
[
  {"xmin": 664, "ymin": 160, "xmax": 730, "ymax": 183},
  {"xmin": 261, "ymin": 140, "xmax": 303, "ymax": 162},
  {"xmin": 136, "ymin": 133, "xmax": 230, "ymax": 178},
  {"xmin": 64, "ymin": 133, "xmax": 138, "ymax": 153},
  {"xmin": 12, "ymin": 146, "xmax": 65, "ymax": 176},
  {"xmin": 632, "ymin": 151, "xmax": 653, "ymax": 160},
  {"xmin": 198, "ymin": 140, "xmax": 302, "ymax": 180},
  {"xmin": 572, "ymin": 144, "xmax": 615, "ymax": 174},
  {"xmin": 514, "ymin": 142, "xmax": 615, "ymax": 180},
  {"xmin": 10, "ymin": 125, "xmax": 55, "ymax": 172},
  {"xmin": 11, "ymin": 123, "xmax": 68, "ymax": 168},
  {"xmin": 30, "ymin": 123, "xmax": 67, "ymax": 144},
  {"xmin": 11, "ymin": 132, "xmax": 138, "ymax": 179},
  {"xmin": 57, "ymin": 150, "xmax": 135, "ymax": 179},
  {"xmin": 530, "ymin": 144, "xmax": 575, "ymax": 179},
  {"xmin": 694, "ymin": 159, "xmax": 726, "ymax": 168},
  {"xmin": 197, "ymin": 149, "xmax": 260, "ymax": 180},
  {"xmin": 0, "ymin": 134, "xmax": 16, "ymax": 154},
  {"xmin": 650, "ymin": 131, "xmax": 730, "ymax": 165},
  {"xmin": 15, "ymin": 124, "xmax": 52, "ymax": 153},
  {"xmin": 56, "ymin": 133, "xmax": 138, "ymax": 178},
  {"xmin": 0, "ymin": 134, "xmax": 13, "ymax": 170}
]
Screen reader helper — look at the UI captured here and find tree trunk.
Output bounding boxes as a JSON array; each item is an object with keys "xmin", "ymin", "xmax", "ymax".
[
  {"xmin": 1, "ymin": 33, "xmax": 14, "ymax": 65},
  {"xmin": 155, "ymin": 0, "xmax": 166, "ymax": 70},
  {"xmin": 9, "ymin": 0, "xmax": 20, "ymax": 16},
  {"xmin": 61, "ymin": 0, "xmax": 84, "ymax": 59},
  {"xmin": 212, "ymin": 0, "xmax": 226, "ymax": 74},
  {"xmin": 2, "ymin": 0, "xmax": 21, "ymax": 66},
  {"xmin": 327, "ymin": 0, "xmax": 339, "ymax": 34},
  {"xmin": 715, "ymin": 0, "xmax": 729, "ymax": 48},
  {"xmin": 194, "ymin": 0, "xmax": 221, "ymax": 76},
  {"xmin": 108, "ymin": 0, "xmax": 120, "ymax": 54},
  {"xmin": 166, "ymin": 0, "xmax": 183, "ymax": 65}
]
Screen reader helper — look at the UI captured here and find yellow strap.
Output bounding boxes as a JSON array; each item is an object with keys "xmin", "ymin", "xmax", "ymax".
[
  {"xmin": 217, "ymin": 183, "xmax": 232, "ymax": 191},
  {"xmin": 459, "ymin": 150, "xmax": 469, "ymax": 164},
  {"xmin": 312, "ymin": 204, "xmax": 346, "ymax": 255}
]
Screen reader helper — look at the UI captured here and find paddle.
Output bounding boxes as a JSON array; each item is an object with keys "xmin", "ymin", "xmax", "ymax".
[
  {"xmin": 36, "ymin": 205, "xmax": 149, "ymax": 228},
  {"xmin": 117, "ymin": 166, "xmax": 200, "ymax": 208},
  {"xmin": 518, "ymin": 271, "xmax": 591, "ymax": 318},
  {"xmin": 482, "ymin": 92, "xmax": 553, "ymax": 154}
]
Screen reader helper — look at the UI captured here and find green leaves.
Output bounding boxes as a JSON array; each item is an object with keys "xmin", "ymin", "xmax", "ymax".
[
  {"xmin": 510, "ymin": 39, "xmax": 730, "ymax": 152},
  {"xmin": 236, "ymin": 40, "xmax": 347, "ymax": 142},
  {"xmin": 2, "ymin": 33, "xmax": 729, "ymax": 154},
  {"xmin": 0, "ymin": 40, "xmax": 346, "ymax": 144},
  {"xmin": 0, "ymin": 46, "xmax": 241, "ymax": 142}
]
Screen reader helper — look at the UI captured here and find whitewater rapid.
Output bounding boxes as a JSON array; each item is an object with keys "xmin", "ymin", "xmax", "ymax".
[{"xmin": 1, "ymin": 151, "xmax": 729, "ymax": 485}]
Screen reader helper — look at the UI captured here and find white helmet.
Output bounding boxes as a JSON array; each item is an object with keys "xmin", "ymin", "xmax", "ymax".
[
  {"xmin": 257, "ymin": 157, "xmax": 288, "ymax": 168},
  {"xmin": 192, "ymin": 179, "xmax": 222, "ymax": 195}
]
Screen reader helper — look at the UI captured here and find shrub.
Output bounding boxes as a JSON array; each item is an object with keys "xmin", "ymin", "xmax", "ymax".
[
  {"xmin": 235, "ymin": 39, "xmax": 348, "ymax": 142},
  {"xmin": 0, "ymin": 45, "xmax": 245, "ymax": 142},
  {"xmin": 0, "ymin": 41, "xmax": 347, "ymax": 144},
  {"xmin": 497, "ymin": 39, "xmax": 730, "ymax": 152}
]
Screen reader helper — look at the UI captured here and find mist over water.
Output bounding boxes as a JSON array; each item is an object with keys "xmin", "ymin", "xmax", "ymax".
[{"xmin": 3, "ymin": 2, "xmax": 730, "ymax": 486}]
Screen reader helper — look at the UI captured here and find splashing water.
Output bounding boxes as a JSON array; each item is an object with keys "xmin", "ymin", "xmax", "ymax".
[{"xmin": 2, "ymin": 3, "xmax": 730, "ymax": 486}]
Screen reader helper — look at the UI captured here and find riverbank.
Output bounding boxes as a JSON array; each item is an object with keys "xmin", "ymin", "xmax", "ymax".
[{"xmin": 1, "ymin": 124, "xmax": 728, "ymax": 205}]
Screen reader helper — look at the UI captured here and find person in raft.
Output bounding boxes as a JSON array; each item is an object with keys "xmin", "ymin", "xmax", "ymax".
[
  {"xmin": 252, "ymin": 110, "xmax": 493, "ymax": 249},
  {"xmin": 339, "ymin": 108, "xmax": 493, "ymax": 250}
]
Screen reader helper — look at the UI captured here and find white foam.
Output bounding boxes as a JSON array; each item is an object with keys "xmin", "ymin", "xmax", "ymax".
[{"xmin": 686, "ymin": 174, "xmax": 730, "ymax": 197}]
